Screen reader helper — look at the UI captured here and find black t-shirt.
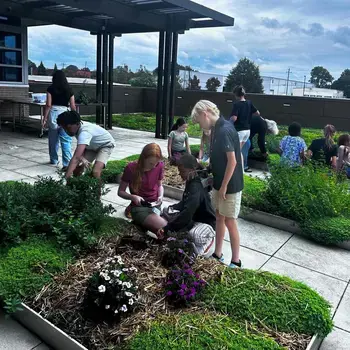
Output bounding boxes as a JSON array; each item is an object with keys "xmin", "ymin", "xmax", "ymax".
[
  {"xmin": 166, "ymin": 178, "xmax": 216, "ymax": 232},
  {"xmin": 308, "ymin": 138, "xmax": 338, "ymax": 166},
  {"xmin": 210, "ymin": 117, "xmax": 244, "ymax": 194},
  {"xmin": 47, "ymin": 85, "xmax": 73, "ymax": 106},
  {"xmin": 231, "ymin": 100, "xmax": 257, "ymax": 131}
]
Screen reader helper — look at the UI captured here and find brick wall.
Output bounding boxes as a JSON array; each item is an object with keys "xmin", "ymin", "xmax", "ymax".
[{"xmin": 0, "ymin": 86, "xmax": 29, "ymax": 123}]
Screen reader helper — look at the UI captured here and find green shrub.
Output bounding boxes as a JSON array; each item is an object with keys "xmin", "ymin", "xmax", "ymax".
[
  {"xmin": 0, "ymin": 238, "xmax": 72, "ymax": 304},
  {"xmin": 102, "ymin": 154, "xmax": 139, "ymax": 183},
  {"xmin": 201, "ymin": 269, "xmax": 333, "ymax": 337},
  {"xmin": 301, "ymin": 216, "xmax": 350, "ymax": 244},
  {"xmin": 126, "ymin": 313, "xmax": 283, "ymax": 350},
  {"xmin": 242, "ymin": 175, "xmax": 267, "ymax": 210},
  {"xmin": 265, "ymin": 164, "xmax": 350, "ymax": 221}
]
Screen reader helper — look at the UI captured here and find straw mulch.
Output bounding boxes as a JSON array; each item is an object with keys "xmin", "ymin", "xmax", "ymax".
[
  {"xmin": 163, "ymin": 160, "xmax": 185, "ymax": 189},
  {"xmin": 27, "ymin": 230, "xmax": 311, "ymax": 350}
]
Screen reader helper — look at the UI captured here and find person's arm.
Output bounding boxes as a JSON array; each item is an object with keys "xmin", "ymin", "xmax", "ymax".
[
  {"xmin": 165, "ymin": 185, "xmax": 201, "ymax": 232},
  {"xmin": 218, "ymin": 151, "xmax": 236, "ymax": 200},
  {"xmin": 65, "ymin": 144, "xmax": 86, "ymax": 178},
  {"xmin": 231, "ymin": 103, "xmax": 238, "ymax": 122},
  {"xmin": 185, "ymin": 134, "xmax": 191, "ymax": 154},
  {"xmin": 157, "ymin": 180, "xmax": 164, "ymax": 203},
  {"xmin": 43, "ymin": 92, "xmax": 52, "ymax": 127},
  {"xmin": 168, "ymin": 136, "xmax": 173, "ymax": 158},
  {"xmin": 199, "ymin": 136, "xmax": 204, "ymax": 160},
  {"xmin": 118, "ymin": 180, "xmax": 143, "ymax": 206},
  {"xmin": 69, "ymin": 95, "xmax": 76, "ymax": 111},
  {"xmin": 330, "ymin": 156, "xmax": 337, "ymax": 169},
  {"xmin": 251, "ymin": 103, "xmax": 260, "ymax": 117},
  {"xmin": 253, "ymin": 110, "xmax": 260, "ymax": 116}
]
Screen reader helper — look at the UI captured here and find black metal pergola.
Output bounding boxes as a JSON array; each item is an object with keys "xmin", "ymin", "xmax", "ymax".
[{"xmin": 0, "ymin": 0, "xmax": 234, "ymax": 138}]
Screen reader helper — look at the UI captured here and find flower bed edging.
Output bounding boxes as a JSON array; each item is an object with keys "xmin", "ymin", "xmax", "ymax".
[
  {"xmin": 305, "ymin": 334, "xmax": 323, "ymax": 350},
  {"xmin": 13, "ymin": 303, "xmax": 87, "ymax": 350},
  {"xmin": 163, "ymin": 184, "xmax": 183, "ymax": 201}
]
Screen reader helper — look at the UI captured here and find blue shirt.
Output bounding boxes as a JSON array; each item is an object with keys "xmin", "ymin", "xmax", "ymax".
[{"xmin": 280, "ymin": 136, "xmax": 307, "ymax": 166}]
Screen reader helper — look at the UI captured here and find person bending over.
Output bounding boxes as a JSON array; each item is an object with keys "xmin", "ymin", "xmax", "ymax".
[
  {"xmin": 118, "ymin": 143, "xmax": 167, "ymax": 235},
  {"xmin": 161, "ymin": 154, "xmax": 216, "ymax": 255},
  {"xmin": 57, "ymin": 111, "xmax": 115, "ymax": 179}
]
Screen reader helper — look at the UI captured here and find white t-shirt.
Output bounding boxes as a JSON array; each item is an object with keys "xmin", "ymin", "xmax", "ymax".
[{"xmin": 77, "ymin": 121, "xmax": 115, "ymax": 151}]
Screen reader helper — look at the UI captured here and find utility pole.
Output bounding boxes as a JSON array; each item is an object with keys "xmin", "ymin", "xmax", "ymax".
[
  {"xmin": 286, "ymin": 68, "xmax": 291, "ymax": 95},
  {"xmin": 61, "ymin": 63, "xmax": 66, "ymax": 69},
  {"xmin": 303, "ymin": 75, "xmax": 306, "ymax": 96}
]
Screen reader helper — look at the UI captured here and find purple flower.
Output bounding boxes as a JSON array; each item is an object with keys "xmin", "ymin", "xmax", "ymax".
[
  {"xmin": 167, "ymin": 237, "xmax": 176, "ymax": 241},
  {"xmin": 183, "ymin": 264, "xmax": 190, "ymax": 269},
  {"xmin": 185, "ymin": 269, "xmax": 194, "ymax": 275},
  {"xmin": 166, "ymin": 280, "xmax": 173, "ymax": 285},
  {"xmin": 166, "ymin": 291, "xmax": 173, "ymax": 296},
  {"xmin": 195, "ymin": 273, "xmax": 200, "ymax": 279},
  {"xmin": 193, "ymin": 281, "xmax": 200, "ymax": 287},
  {"xmin": 190, "ymin": 287, "xmax": 196, "ymax": 294},
  {"xmin": 183, "ymin": 239, "xmax": 188, "ymax": 244},
  {"xmin": 180, "ymin": 284, "xmax": 187, "ymax": 290},
  {"xmin": 178, "ymin": 289, "xmax": 185, "ymax": 296},
  {"xmin": 178, "ymin": 249, "xmax": 184, "ymax": 254},
  {"xmin": 199, "ymin": 279, "xmax": 206, "ymax": 285}
]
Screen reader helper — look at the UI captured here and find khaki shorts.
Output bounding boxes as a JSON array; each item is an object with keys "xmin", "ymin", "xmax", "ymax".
[
  {"xmin": 83, "ymin": 146, "xmax": 114, "ymax": 167},
  {"xmin": 212, "ymin": 189, "xmax": 242, "ymax": 219}
]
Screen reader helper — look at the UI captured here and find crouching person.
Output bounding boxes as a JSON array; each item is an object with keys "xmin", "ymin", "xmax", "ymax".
[
  {"xmin": 161, "ymin": 154, "xmax": 215, "ymax": 256},
  {"xmin": 57, "ymin": 110, "xmax": 115, "ymax": 179},
  {"xmin": 118, "ymin": 143, "xmax": 167, "ymax": 237}
]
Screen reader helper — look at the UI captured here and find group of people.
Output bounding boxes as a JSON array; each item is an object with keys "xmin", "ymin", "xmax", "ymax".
[{"xmin": 278, "ymin": 122, "xmax": 350, "ymax": 177}]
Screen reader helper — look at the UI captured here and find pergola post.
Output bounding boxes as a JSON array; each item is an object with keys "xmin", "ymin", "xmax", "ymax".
[
  {"xmin": 101, "ymin": 32, "xmax": 108, "ymax": 127},
  {"xmin": 108, "ymin": 34, "xmax": 114, "ymax": 129},
  {"xmin": 161, "ymin": 30, "xmax": 172, "ymax": 139},
  {"xmin": 95, "ymin": 33, "xmax": 102, "ymax": 124},
  {"xmin": 169, "ymin": 31, "xmax": 178, "ymax": 134},
  {"xmin": 155, "ymin": 31, "xmax": 165, "ymax": 139}
]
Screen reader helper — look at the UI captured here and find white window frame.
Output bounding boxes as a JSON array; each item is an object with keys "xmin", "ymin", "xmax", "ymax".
[{"xmin": 0, "ymin": 23, "xmax": 28, "ymax": 85}]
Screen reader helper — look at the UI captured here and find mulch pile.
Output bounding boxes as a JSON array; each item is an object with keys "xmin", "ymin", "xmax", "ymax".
[
  {"xmin": 163, "ymin": 160, "xmax": 185, "ymax": 189},
  {"xmin": 27, "ymin": 229, "xmax": 311, "ymax": 350}
]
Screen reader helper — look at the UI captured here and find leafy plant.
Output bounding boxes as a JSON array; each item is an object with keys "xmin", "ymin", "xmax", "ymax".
[
  {"xmin": 0, "ymin": 238, "xmax": 72, "ymax": 306},
  {"xmin": 165, "ymin": 265, "xmax": 206, "ymax": 305},
  {"xmin": 201, "ymin": 269, "xmax": 333, "ymax": 337},
  {"xmin": 161, "ymin": 232, "xmax": 197, "ymax": 268},
  {"xmin": 126, "ymin": 313, "xmax": 283, "ymax": 350},
  {"xmin": 102, "ymin": 154, "xmax": 139, "ymax": 183},
  {"xmin": 83, "ymin": 255, "xmax": 139, "ymax": 322}
]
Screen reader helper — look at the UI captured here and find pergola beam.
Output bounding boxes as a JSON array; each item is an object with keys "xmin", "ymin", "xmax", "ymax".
[{"xmin": 54, "ymin": 0, "xmax": 168, "ymax": 30}]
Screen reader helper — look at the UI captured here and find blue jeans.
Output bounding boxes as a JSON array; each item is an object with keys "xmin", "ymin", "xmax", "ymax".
[
  {"xmin": 48, "ymin": 106, "xmax": 72, "ymax": 166},
  {"xmin": 242, "ymin": 138, "xmax": 251, "ymax": 170}
]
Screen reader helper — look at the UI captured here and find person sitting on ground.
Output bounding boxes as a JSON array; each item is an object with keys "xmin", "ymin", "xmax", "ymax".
[
  {"xmin": 242, "ymin": 116, "xmax": 279, "ymax": 172},
  {"xmin": 198, "ymin": 129, "xmax": 211, "ymax": 163},
  {"xmin": 168, "ymin": 117, "xmax": 191, "ymax": 165},
  {"xmin": 230, "ymin": 85, "xmax": 260, "ymax": 149},
  {"xmin": 308, "ymin": 124, "xmax": 338, "ymax": 169},
  {"xmin": 160, "ymin": 154, "xmax": 216, "ymax": 256},
  {"xmin": 336, "ymin": 134, "xmax": 350, "ymax": 178},
  {"xmin": 278, "ymin": 122, "xmax": 307, "ymax": 167},
  {"xmin": 57, "ymin": 110, "xmax": 115, "ymax": 179},
  {"xmin": 118, "ymin": 143, "xmax": 167, "ymax": 235}
]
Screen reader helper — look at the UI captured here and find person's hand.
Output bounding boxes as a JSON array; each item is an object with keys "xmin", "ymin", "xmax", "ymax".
[
  {"xmin": 218, "ymin": 184, "xmax": 227, "ymax": 200},
  {"xmin": 156, "ymin": 228, "xmax": 165, "ymax": 240},
  {"xmin": 42, "ymin": 119, "xmax": 47, "ymax": 128},
  {"xmin": 130, "ymin": 195, "xmax": 144, "ymax": 206},
  {"xmin": 156, "ymin": 196, "xmax": 163, "ymax": 205}
]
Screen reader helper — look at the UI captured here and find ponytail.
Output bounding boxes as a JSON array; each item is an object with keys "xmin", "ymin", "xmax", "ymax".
[
  {"xmin": 171, "ymin": 117, "xmax": 186, "ymax": 131},
  {"xmin": 324, "ymin": 124, "xmax": 336, "ymax": 149}
]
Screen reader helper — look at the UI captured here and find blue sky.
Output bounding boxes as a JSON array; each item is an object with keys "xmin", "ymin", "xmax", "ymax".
[{"xmin": 28, "ymin": 0, "xmax": 350, "ymax": 81}]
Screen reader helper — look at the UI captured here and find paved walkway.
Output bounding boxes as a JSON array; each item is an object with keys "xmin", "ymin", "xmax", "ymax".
[{"xmin": 0, "ymin": 126, "xmax": 349, "ymax": 349}]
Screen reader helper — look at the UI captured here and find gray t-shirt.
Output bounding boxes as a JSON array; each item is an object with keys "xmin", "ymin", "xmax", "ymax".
[
  {"xmin": 168, "ymin": 130, "xmax": 188, "ymax": 152},
  {"xmin": 77, "ymin": 121, "xmax": 115, "ymax": 151}
]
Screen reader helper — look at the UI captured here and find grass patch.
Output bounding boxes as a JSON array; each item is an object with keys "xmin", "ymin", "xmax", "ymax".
[
  {"xmin": 126, "ymin": 313, "xmax": 283, "ymax": 350},
  {"xmin": 102, "ymin": 154, "xmax": 139, "ymax": 183},
  {"xmin": 201, "ymin": 269, "xmax": 333, "ymax": 337},
  {"xmin": 0, "ymin": 238, "xmax": 72, "ymax": 304}
]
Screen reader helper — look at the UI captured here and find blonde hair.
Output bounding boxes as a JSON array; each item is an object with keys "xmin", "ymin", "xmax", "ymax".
[{"xmin": 191, "ymin": 100, "xmax": 220, "ymax": 123}]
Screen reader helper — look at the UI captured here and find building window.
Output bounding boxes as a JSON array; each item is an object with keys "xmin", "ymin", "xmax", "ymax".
[{"xmin": 0, "ymin": 30, "xmax": 22, "ymax": 83}]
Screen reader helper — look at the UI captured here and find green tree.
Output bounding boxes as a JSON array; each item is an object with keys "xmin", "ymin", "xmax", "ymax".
[
  {"xmin": 28, "ymin": 59, "xmax": 37, "ymax": 75},
  {"xmin": 130, "ymin": 65, "xmax": 156, "ymax": 88},
  {"xmin": 37, "ymin": 61, "xmax": 47, "ymax": 76},
  {"xmin": 310, "ymin": 66, "xmax": 333, "ymax": 88},
  {"xmin": 225, "ymin": 58, "xmax": 263, "ymax": 93},
  {"xmin": 206, "ymin": 77, "xmax": 221, "ymax": 92},
  {"xmin": 113, "ymin": 65, "xmax": 133, "ymax": 84},
  {"xmin": 52, "ymin": 63, "xmax": 58, "ymax": 75},
  {"xmin": 65, "ymin": 64, "xmax": 79, "ymax": 77},
  {"xmin": 332, "ymin": 69, "xmax": 350, "ymax": 98},
  {"xmin": 187, "ymin": 74, "xmax": 201, "ymax": 90}
]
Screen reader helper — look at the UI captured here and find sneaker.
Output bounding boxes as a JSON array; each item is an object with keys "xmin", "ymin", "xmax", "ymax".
[
  {"xmin": 211, "ymin": 252, "xmax": 224, "ymax": 263},
  {"xmin": 244, "ymin": 167, "xmax": 253, "ymax": 173},
  {"xmin": 228, "ymin": 260, "xmax": 242, "ymax": 269}
]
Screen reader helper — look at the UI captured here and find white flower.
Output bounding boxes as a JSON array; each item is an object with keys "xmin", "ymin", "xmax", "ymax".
[
  {"xmin": 98, "ymin": 285, "xmax": 106, "ymax": 293},
  {"xmin": 120, "ymin": 304, "xmax": 128, "ymax": 312},
  {"xmin": 130, "ymin": 267, "xmax": 138, "ymax": 272},
  {"xmin": 122, "ymin": 268, "xmax": 129, "ymax": 272},
  {"xmin": 104, "ymin": 275, "xmax": 111, "ymax": 281},
  {"xmin": 114, "ymin": 309, "xmax": 119, "ymax": 314},
  {"xmin": 128, "ymin": 299, "xmax": 134, "ymax": 305},
  {"xmin": 113, "ymin": 270, "xmax": 122, "ymax": 277},
  {"xmin": 125, "ymin": 292, "xmax": 133, "ymax": 297},
  {"xmin": 105, "ymin": 305, "xmax": 110, "ymax": 310},
  {"xmin": 117, "ymin": 280, "xmax": 123, "ymax": 285},
  {"xmin": 123, "ymin": 282, "xmax": 132, "ymax": 289},
  {"xmin": 112, "ymin": 260, "xmax": 116, "ymax": 263}
]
